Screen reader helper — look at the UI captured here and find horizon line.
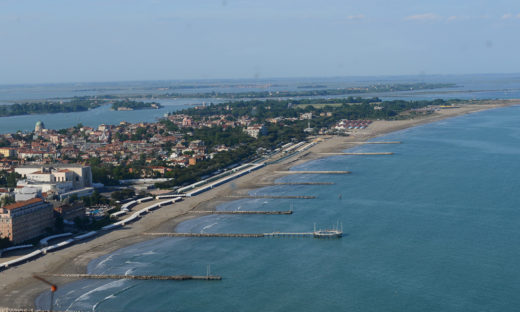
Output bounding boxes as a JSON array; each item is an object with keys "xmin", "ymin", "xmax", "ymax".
[{"xmin": 1, "ymin": 72, "xmax": 520, "ymax": 88}]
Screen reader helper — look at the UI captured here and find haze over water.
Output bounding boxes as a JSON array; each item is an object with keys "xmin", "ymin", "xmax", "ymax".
[
  {"xmin": 3, "ymin": 73, "xmax": 520, "ymax": 133},
  {"xmin": 36, "ymin": 104, "xmax": 520, "ymax": 311}
]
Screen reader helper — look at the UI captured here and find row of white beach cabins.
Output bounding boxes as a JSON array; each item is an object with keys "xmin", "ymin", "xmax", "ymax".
[{"xmin": 0, "ymin": 162, "xmax": 267, "ymax": 271}]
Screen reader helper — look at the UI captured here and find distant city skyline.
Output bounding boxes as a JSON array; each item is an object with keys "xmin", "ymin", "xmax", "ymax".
[{"xmin": 1, "ymin": 0, "xmax": 520, "ymax": 84}]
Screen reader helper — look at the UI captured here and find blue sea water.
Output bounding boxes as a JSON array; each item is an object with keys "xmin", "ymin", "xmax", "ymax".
[{"xmin": 36, "ymin": 105, "xmax": 520, "ymax": 311}]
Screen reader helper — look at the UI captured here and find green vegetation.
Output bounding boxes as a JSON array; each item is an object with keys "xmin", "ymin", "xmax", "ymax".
[
  {"xmin": 81, "ymin": 191, "xmax": 110, "ymax": 207},
  {"xmin": 158, "ymin": 83, "xmax": 455, "ymax": 99},
  {"xmin": 156, "ymin": 145, "xmax": 255, "ymax": 188},
  {"xmin": 111, "ymin": 189, "xmax": 135, "ymax": 201},
  {"xmin": 111, "ymin": 100, "xmax": 162, "ymax": 111},
  {"xmin": 0, "ymin": 98, "xmax": 161, "ymax": 118},
  {"xmin": 297, "ymin": 85, "xmax": 327, "ymax": 89},
  {"xmin": 185, "ymin": 126, "xmax": 254, "ymax": 149},
  {"xmin": 0, "ymin": 97, "xmax": 104, "ymax": 117},
  {"xmin": 178, "ymin": 97, "xmax": 450, "ymax": 122},
  {"xmin": 88, "ymin": 158, "xmax": 139, "ymax": 186},
  {"xmin": 155, "ymin": 97, "xmax": 451, "ymax": 189},
  {"xmin": 0, "ymin": 138, "xmax": 10, "ymax": 147},
  {"xmin": 0, "ymin": 196, "xmax": 15, "ymax": 208},
  {"xmin": 0, "ymin": 171, "xmax": 20, "ymax": 188}
]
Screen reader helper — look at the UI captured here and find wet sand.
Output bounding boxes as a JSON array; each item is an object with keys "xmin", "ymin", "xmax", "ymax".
[{"xmin": 0, "ymin": 101, "xmax": 517, "ymax": 309}]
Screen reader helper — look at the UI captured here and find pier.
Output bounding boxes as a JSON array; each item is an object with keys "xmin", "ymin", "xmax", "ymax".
[
  {"xmin": 275, "ymin": 170, "xmax": 350, "ymax": 174},
  {"xmin": 40, "ymin": 273, "xmax": 222, "ymax": 281},
  {"xmin": 269, "ymin": 182, "xmax": 335, "ymax": 185},
  {"xmin": 346, "ymin": 141, "xmax": 401, "ymax": 144},
  {"xmin": 318, "ymin": 152, "xmax": 394, "ymax": 155},
  {"xmin": 145, "ymin": 233, "xmax": 266, "ymax": 238},
  {"xmin": 225, "ymin": 195, "xmax": 315, "ymax": 199},
  {"xmin": 190, "ymin": 210, "xmax": 293, "ymax": 215},
  {"xmin": 144, "ymin": 230, "xmax": 342, "ymax": 239}
]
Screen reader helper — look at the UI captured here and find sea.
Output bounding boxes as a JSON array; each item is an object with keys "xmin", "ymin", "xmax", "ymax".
[
  {"xmin": 0, "ymin": 74, "xmax": 515, "ymax": 311},
  {"xmin": 35, "ymin": 103, "xmax": 520, "ymax": 311}
]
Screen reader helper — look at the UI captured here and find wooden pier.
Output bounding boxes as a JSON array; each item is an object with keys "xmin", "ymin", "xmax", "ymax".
[
  {"xmin": 190, "ymin": 210, "xmax": 293, "ymax": 215},
  {"xmin": 346, "ymin": 141, "xmax": 401, "ymax": 144},
  {"xmin": 225, "ymin": 195, "xmax": 315, "ymax": 199},
  {"xmin": 318, "ymin": 152, "xmax": 394, "ymax": 155},
  {"xmin": 40, "ymin": 273, "xmax": 222, "ymax": 281},
  {"xmin": 144, "ymin": 230, "xmax": 342, "ymax": 239},
  {"xmin": 275, "ymin": 170, "xmax": 350, "ymax": 174},
  {"xmin": 145, "ymin": 233, "xmax": 266, "ymax": 238},
  {"xmin": 270, "ymin": 182, "xmax": 335, "ymax": 185}
]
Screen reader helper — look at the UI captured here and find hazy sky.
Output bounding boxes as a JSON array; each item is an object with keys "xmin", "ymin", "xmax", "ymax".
[{"xmin": 1, "ymin": 0, "xmax": 520, "ymax": 84}]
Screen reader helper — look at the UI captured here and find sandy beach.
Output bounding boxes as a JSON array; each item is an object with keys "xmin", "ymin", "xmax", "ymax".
[{"xmin": 0, "ymin": 101, "xmax": 517, "ymax": 309}]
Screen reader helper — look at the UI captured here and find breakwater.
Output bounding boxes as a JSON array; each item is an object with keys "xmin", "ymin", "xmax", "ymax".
[
  {"xmin": 190, "ymin": 210, "xmax": 293, "ymax": 215},
  {"xmin": 270, "ymin": 182, "xmax": 335, "ymax": 185},
  {"xmin": 318, "ymin": 152, "xmax": 394, "ymax": 155},
  {"xmin": 347, "ymin": 141, "xmax": 401, "ymax": 144},
  {"xmin": 275, "ymin": 170, "xmax": 351, "ymax": 174},
  {"xmin": 40, "ymin": 273, "xmax": 222, "ymax": 281},
  {"xmin": 144, "ymin": 231, "xmax": 342, "ymax": 239},
  {"xmin": 225, "ymin": 195, "xmax": 315, "ymax": 199}
]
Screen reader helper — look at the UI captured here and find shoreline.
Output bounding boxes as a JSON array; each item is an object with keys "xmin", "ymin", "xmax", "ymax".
[{"xmin": 0, "ymin": 101, "xmax": 518, "ymax": 309}]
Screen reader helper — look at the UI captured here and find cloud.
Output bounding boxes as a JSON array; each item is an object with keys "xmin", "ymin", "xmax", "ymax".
[
  {"xmin": 501, "ymin": 13, "xmax": 513, "ymax": 20},
  {"xmin": 346, "ymin": 14, "xmax": 365, "ymax": 21},
  {"xmin": 404, "ymin": 13, "xmax": 440, "ymax": 21}
]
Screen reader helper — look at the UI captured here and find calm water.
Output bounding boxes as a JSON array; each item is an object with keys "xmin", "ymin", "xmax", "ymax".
[
  {"xmin": 36, "ymin": 105, "xmax": 520, "ymax": 311},
  {"xmin": 3, "ymin": 74, "xmax": 520, "ymax": 133},
  {"xmin": 0, "ymin": 99, "xmax": 220, "ymax": 134}
]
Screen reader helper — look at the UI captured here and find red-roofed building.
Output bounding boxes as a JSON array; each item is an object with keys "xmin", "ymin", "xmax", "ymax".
[{"xmin": 0, "ymin": 198, "xmax": 54, "ymax": 243}]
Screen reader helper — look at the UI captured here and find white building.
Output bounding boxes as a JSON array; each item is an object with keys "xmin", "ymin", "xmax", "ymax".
[
  {"xmin": 15, "ymin": 164, "xmax": 92, "ymax": 189},
  {"xmin": 244, "ymin": 124, "xmax": 267, "ymax": 139},
  {"xmin": 14, "ymin": 164, "xmax": 93, "ymax": 199},
  {"xmin": 14, "ymin": 186, "xmax": 42, "ymax": 202}
]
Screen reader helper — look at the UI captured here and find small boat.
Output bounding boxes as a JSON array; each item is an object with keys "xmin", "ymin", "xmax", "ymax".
[
  {"xmin": 312, "ymin": 222, "xmax": 343, "ymax": 239},
  {"xmin": 313, "ymin": 229, "xmax": 342, "ymax": 238}
]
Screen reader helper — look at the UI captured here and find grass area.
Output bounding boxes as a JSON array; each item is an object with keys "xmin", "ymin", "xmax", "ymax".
[{"xmin": 294, "ymin": 103, "xmax": 344, "ymax": 109}]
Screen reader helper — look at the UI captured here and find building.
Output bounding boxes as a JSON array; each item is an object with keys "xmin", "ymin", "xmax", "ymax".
[
  {"xmin": 54, "ymin": 201, "xmax": 85, "ymax": 221},
  {"xmin": 0, "ymin": 147, "xmax": 16, "ymax": 158},
  {"xmin": 244, "ymin": 124, "xmax": 267, "ymax": 139},
  {"xmin": 0, "ymin": 198, "xmax": 54, "ymax": 244},
  {"xmin": 300, "ymin": 112, "xmax": 313, "ymax": 120},
  {"xmin": 14, "ymin": 186, "xmax": 41, "ymax": 202},
  {"xmin": 15, "ymin": 164, "xmax": 93, "ymax": 189},
  {"xmin": 35, "ymin": 120, "xmax": 45, "ymax": 133},
  {"xmin": 182, "ymin": 117, "xmax": 192, "ymax": 127},
  {"xmin": 15, "ymin": 164, "xmax": 93, "ymax": 198}
]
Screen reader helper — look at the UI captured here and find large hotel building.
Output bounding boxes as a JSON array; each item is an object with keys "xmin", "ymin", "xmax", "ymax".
[{"xmin": 0, "ymin": 198, "xmax": 54, "ymax": 244}]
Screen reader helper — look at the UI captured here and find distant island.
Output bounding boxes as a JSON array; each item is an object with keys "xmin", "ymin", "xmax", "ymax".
[
  {"xmin": 0, "ymin": 83, "xmax": 453, "ymax": 118},
  {"xmin": 153, "ymin": 82, "xmax": 457, "ymax": 99},
  {"xmin": 111, "ymin": 100, "xmax": 162, "ymax": 111},
  {"xmin": 0, "ymin": 97, "xmax": 103, "ymax": 117},
  {"xmin": 297, "ymin": 84, "xmax": 328, "ymax": 89},
  {"xmin": 0, "ymin": 98, "xmax": 162, "ymax": 117}
]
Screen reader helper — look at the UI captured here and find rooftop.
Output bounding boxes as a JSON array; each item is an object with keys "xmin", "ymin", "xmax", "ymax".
[
  {"xmin": 17, "ymin": 164, "xmax": 88, "ymax": 168},
  {"xmin": 2, "ymin": 197, "xmax": 43, "ymax": 211}
]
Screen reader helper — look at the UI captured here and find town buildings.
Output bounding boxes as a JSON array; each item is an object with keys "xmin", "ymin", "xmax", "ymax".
[
  {"xmin": 14, "ymin": 164, "xmax": 93, "ymax": 200},
  {"xmin": 0, "ymin": 198, "xmax": 54, "ymax": 244}
]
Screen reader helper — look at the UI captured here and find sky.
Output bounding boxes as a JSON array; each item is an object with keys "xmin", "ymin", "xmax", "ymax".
[{"xmin": 1, "ymin": 0, "xmax": 520, "ymax": 84}]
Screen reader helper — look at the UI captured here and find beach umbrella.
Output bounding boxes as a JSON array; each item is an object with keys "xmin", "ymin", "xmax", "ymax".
[{"xmin": 33, "ymin": 274, "xmax": 58, "ymax": 312}]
